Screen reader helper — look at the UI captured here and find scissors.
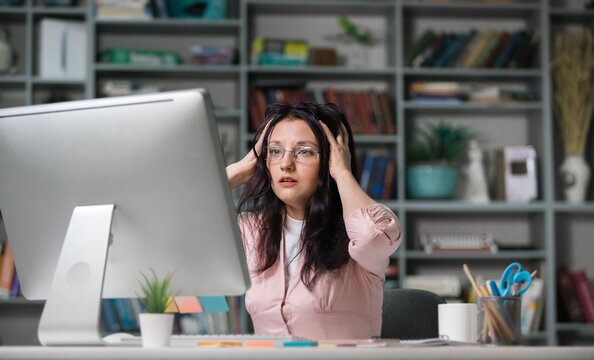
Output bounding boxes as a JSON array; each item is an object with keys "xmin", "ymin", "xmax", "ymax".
[{"xmin": 498, "ymin": 262, "xmax": 532, "ymax": 297}]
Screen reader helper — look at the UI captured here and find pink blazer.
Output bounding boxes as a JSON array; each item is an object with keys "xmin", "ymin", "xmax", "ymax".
[{"xmin": 238, "ymin": 203, "xmax": 401, "ymax": 340}]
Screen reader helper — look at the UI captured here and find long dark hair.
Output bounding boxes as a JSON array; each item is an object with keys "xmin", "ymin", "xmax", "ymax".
[{"xmin": 238, "ymin": 102, "xmax": 358, "ymax": 290}]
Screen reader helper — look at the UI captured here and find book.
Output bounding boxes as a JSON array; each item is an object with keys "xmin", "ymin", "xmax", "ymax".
[
  {"xmin": 521, "ymin": 277, "xmax": 544, "ymax": 334},
  {"xmin": 368, "ymin": 155, "xmax": 389, "ymax": 198},
  {"xmin": 407, "ymin": 30, "xmax": 438, "ymax": 66},
  {"xmin": 101, "ymin": 299, "xmax": 121, "ymax": 333},
  {"xmin": 0, "ymin": 241, "xmax": 15, "ymax": 299},
  {"xmin": 572, "ymin": 271, "xmax": 594, "ymax": 323},
  {"xmin": 557, "ymin": 267, "xmax": 585, "ymax": 323}
]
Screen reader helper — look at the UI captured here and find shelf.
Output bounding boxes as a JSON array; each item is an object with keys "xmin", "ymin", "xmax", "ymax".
[
  {"xmin": 402, "ymin": 1, "xmax": 540, "ymax": 17},
  {"xmin": 32, "ymin": 6, "xmax": 87, "ymax": 16},
  {"xmin": 0, "ymin": 7, "xmax": 26, "ymax": 20},
  {"xmin": 248, "ymin": 66, "xmax": 396, "ymax": 79},
  {"xmin": 31, "ymin": 78, "xmax": 86, "ymax": 86},
  {"xmin": 402, "ymin": 102, "xmax": 543, "ymax": 111},
  {"xmin": 215, "ymin": 109, "xmax": 242, "ymax": 118},
  {"xmin": 523, "ymin": 331, "xmax": 548, "ymax": 341},
  {"xmin": 247, "ymin": 0, "xmax": 394, "ymax": 16},
  {"xmin": 549, "ymin": 9, "xmax": 594, "ymax": 18},
  {"xmin": 553, "ymin": 203, "xmax": 594, "ymax": 213},
  {"xmin": 94, "ymin": 64, "xmax": 241, "ymax": 78},
  {"xmin": 0, "ymin": 75, "xmax": 27, "ymax": 84},
  {"xmin": 556, "ymin": 323, "xmax": 594, "ymax": 333},
  {"xmin": 402, "ymin": 68, "xmax": 542, "ymax": 78},
  {"xmin": 94, "ymin": 18, "xmax": 241, "ymax": 35},
  {"xmin": 353, "ymin": 134, "xmax": 399, "ymax": 144},
  {"xmin": 404, "ymin": 201, "xmax": 546, "ymax": 212},
  {"xmin": 405, "ymin": 250, "xmax": 546, "ymax": 260}
]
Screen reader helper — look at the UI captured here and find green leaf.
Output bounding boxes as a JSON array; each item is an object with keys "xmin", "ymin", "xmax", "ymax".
[
  {"xmin": 407, "ymin": 121, "xmax": 475, "ymax": 163},
  {"xmin": 137, "ymin": 268, "xmax": 174, "ymax": 313}
]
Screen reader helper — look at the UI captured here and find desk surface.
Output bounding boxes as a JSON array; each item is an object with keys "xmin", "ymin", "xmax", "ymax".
[{"xmin": 0, "ymin": 346, "xmax": 592, "ymax": 360}]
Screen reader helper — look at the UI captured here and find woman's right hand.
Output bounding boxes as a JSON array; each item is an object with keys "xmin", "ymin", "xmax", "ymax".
[{"xmin": 226, "ymin": 122, "xmax": 269, "ymax": 189}]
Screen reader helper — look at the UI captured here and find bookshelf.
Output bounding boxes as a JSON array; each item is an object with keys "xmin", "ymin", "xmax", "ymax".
[{"xmin": 1, "ymin": 0, "xmax": 594, "ymax": 346}]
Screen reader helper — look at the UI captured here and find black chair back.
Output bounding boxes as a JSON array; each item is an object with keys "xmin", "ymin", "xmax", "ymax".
[{"xmin": 381, "ymin": 288, "xmax": 446, "ymax": 339}]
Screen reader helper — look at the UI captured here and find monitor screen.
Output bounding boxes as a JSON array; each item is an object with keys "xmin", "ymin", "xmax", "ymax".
[{"xmin": 0, "ymin": 89, "xmax": 250, "ymax": 344}]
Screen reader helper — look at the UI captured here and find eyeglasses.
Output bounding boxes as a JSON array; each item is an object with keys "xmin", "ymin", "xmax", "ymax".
[{"xmin": 264, "ymin": 145, "xmax": 320, "ymax": 164}]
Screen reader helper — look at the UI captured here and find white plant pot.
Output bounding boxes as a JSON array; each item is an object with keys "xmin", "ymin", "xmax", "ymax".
[
  {"xmin": 139, "ymin": 313, "xmax": 174, "ymax": 348},
  {"xmin": 560, "ymin": 155, "xmax": 591, "ymax": 204}
]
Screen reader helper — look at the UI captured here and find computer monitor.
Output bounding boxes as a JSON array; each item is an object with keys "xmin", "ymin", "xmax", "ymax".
[{"xmin": 0, "ymin": 89, "xmax": 250, "ymax": 345}]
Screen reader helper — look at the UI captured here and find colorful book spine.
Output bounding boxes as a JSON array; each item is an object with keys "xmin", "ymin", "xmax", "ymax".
[
  {"xmin": 557, "ymin": 267, "xmax": 585, "ymax": 322},
  {"xmin": 572, "ymin": 271, "xmax": 594, "ymax": 323},
  {"xmin": 0, "ymin": 241, "xmax": 15, "ymax": 299}
]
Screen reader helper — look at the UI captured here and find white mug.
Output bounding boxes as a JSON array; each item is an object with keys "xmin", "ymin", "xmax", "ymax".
[{"xmin": 438, "ymin": 303, "xmax": 478, "ymax": 343}]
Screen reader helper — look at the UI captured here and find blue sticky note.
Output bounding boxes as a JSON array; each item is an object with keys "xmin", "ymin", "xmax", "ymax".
[{"xmin": 198, "ymin": 296, "xmax": 229, "ymax": 313}]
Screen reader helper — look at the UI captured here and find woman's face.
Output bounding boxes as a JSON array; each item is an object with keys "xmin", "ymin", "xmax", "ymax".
[{"xmin": 266, "ymin": 118, "xmax": 320, "ymax": 220}]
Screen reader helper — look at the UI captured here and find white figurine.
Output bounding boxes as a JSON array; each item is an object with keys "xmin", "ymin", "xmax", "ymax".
[{"xmin": 461, "ymin": 139, "xmax": 490, "ymax": 203}]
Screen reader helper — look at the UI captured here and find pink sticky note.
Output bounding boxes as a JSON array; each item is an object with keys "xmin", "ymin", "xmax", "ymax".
[
  {"xmin": 174, "ymin": 296, "xmax": 203, "ymax": 313},
  {"xmin": 165, "ymin": 296, "xmax": 179, "ymax": 313}
]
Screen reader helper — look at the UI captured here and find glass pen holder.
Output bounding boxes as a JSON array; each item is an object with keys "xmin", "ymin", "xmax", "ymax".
[{"xmin": 477, "ymin": 296, "xmax": 521, "ymax": 345}]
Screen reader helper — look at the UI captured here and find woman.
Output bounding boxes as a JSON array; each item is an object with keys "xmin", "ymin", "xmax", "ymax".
[{"xmin": 226, "ymin": 102, "xmax": 401, "ymax": 340}]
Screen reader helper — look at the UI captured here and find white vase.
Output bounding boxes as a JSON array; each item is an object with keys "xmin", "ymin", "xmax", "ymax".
[
  {"xmin": 139, "ymin": 313, "xmax": 174, "ymax": 348},
  {"xmin": 560, "ymin": 155, "xmax": 591, "ymax": 204}
]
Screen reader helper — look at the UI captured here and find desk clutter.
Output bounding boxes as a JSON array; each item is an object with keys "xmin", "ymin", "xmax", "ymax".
[
  {"xmin": 101, "ymin": 296, "xmax": 243, "ymax": 335},
  {"xmin": 462, "ymin": 263, "xmax": 537, "ymax": 345},
  {"xmin": 106, "ymin": 334, "xmax": 453, "ymax": 348}
]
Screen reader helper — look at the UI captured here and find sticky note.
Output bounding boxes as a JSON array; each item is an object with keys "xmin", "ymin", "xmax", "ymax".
[
  {"xmin": 283, "ymin": 340, "xmax": 318, "ymax": 347},
  {"xmin": 199, "ymin": 296, "xmax": 229, "ymax": 313},
  {"xmin": 165, "ymin": 296, "xmax": 179, "ymax": 313},
  {"xmin": 174, "ymin": 296, "xmax": 202, "ymax": 313},
  {"xmin": 244, "ymin": 340, "xmax": 275, "ymax": 348}
]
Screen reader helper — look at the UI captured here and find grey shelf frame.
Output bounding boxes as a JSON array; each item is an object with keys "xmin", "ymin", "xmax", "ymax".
[{"xmin": 1, "ymin": 0, "xmax": 594, "ymax": 347}]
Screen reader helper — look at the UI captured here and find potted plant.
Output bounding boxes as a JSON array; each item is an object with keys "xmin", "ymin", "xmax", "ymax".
[
  {"xmin": 331, "ymin": 16, "xmax": 378, "ymax": 68},
  {"xmin": 551, "ymin": 29, "xmax": 594, "ymax": 203},
  {"xmin": 406, "ymin": 121, "xmax": 473, "ymax": 199},
  {"xmin": 137, "ymin": 269, "xmax": 175, "ymax": 348}
]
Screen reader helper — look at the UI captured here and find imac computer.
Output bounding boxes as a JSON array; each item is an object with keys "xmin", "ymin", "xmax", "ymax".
[{"xmin": 0, "ymin": 89, "xmax": 250, "ymax": 345}]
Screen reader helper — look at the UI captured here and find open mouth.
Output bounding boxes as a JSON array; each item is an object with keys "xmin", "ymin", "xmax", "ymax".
[{"xmin": 279, "ymin": 177, "xmax": 297, "ymax": 184}]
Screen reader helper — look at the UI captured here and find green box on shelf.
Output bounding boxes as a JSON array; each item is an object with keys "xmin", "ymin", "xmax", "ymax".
[
  {"xmin": 101, "ymin": 49, "xmax": 182, "ymax": 66},
  {"xmin": 258, "ymin": 53, "xmax": 307, "ymax": 66},
  {"xmin": 166, "ymin": 0, "xmax": 226, "ymax": 19}
]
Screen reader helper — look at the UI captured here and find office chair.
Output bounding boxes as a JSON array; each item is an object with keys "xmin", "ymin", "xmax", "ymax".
[{"xmin": 381, "ymin": 288, "xmax": 446, "ymax": 339}]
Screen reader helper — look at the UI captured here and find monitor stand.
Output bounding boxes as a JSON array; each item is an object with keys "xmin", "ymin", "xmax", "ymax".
[{"xmin": 37, "ymin": 204, "xmax": 115, "ymax": 346}]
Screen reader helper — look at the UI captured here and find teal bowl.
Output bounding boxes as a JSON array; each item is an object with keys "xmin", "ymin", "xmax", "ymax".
[{"xmin": 406, "ymin": 165, "xmax": 458, "ymax": 199}]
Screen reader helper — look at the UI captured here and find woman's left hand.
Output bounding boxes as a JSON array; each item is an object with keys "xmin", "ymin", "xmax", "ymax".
[{"xmin": 319, "ymin": 121, "xmax": 352, "ymax": 180}]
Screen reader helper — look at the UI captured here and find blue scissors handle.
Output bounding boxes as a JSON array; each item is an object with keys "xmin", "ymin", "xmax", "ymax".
[{"xmin": 499, "ymin": 262, "xmax": 532, "ymax": 296}]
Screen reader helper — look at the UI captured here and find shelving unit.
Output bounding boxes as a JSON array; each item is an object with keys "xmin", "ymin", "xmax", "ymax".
[{"xmin": 1, "ymin": 0, "xmax": 593, "ymax": 346}]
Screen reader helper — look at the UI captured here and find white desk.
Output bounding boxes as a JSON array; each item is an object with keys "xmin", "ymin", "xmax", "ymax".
[{"xmin": 0, "ymin": 346, "xmax": 592, "ymax": 360}]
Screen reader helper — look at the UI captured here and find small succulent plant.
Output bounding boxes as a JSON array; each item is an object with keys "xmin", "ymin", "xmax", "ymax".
[{"xmin": 138, "ymin": 269, "xmax": 174, "ymax": 313}]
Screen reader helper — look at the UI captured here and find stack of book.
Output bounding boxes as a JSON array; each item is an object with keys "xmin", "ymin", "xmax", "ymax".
[
  {"xmin": 249, "ymin": 84, "xmax": 395, "ymax": 135},
  {"xmin": 95, "ymin": 0, "xmax": 153, "ymax": 19},
  {"xmin": 419, "ymin": 232, "xmax": 498, "ymax": 254},
  {"xmin": 189, "ymin": 45, "xmax": 236, "ymax": 65},
  {"xmin": 409, "ymin": 81, "xmax": 466, "ymax": 104},
  {"xmin": 408, "ymin": 81, "xmax": 539, "ymax": 104},
  {"xmin": 557, "ymin": 267, "xmax": 594, "ymax": 324},
  {"xmin": 0, "ymin": 241, "xmax": 19, "ymax": 300},
  {"xmin": 407, "ymin": 29, "xmax": 539, "ymax": 69},
  {"xmin": 357, "ymin": 152, "xmax": 396, "ymax": 200},
  {"xmin": 100, "ymin": 80, "xmax": 161, "ymax": 97},
  {"xmin": 251, "ymin": 38, "xmax": 309, "ymax": 66}
]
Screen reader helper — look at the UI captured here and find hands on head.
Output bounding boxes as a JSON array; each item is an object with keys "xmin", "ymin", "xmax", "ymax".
[
  {"xmin": 226, "ymin": 121, "xmax": 269, "ymax": 190},
  {"xmin": 319, "ymin": 120, "xmax": 352, "ymax": 181},
  {"xmin": 226, "ymin": 117, "xmax": 354, "ymax": 189}
]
